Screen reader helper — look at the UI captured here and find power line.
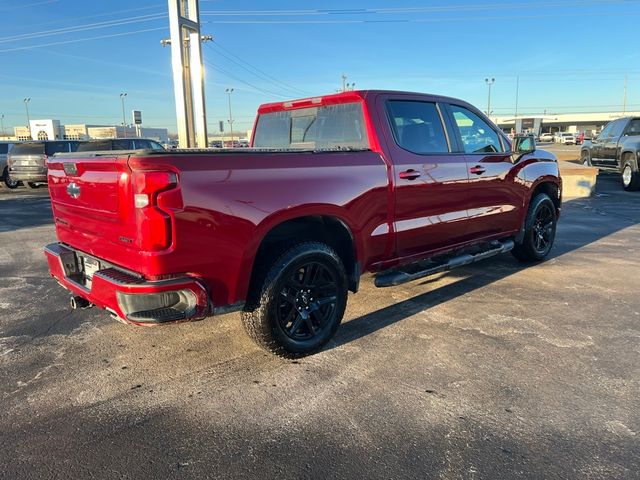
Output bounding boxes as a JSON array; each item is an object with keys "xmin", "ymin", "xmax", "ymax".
[
  {"xmin": 203, "ymin": 59, "xmax": 291, "ymax": 99},
  {"xmin": 199, "ymin": 0, "xmax": 634, "ymax": 15},
  {"xmin": 0, "ymin": 26, "xmax": 168, "ymax": 54},
  {"xmin": 0, "ymin": 12, "xmax": 166, "ymax": 44},
  {"xmin": 206, "ymin": 43, "xmax": 311, "ymax": 97}
]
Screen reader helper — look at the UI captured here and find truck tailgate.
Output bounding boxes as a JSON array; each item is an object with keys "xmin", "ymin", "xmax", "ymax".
[{"xmin": 47, "ymin": 154, "xmax": 140, "ymax": 269}]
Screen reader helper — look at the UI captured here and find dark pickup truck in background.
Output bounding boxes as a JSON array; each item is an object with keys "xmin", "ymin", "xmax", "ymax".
[
  {"xmin": 44, "ymin": 90, "xmax": 562, "ymax": 357},
  {"xmin": 581, "ymin": 116, "xmax": 640, "ymax": 190}
]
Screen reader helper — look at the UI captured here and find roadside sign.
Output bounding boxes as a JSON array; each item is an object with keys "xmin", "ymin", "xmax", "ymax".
[
  {"xmin": 219, "ymin": 120, "xmax": 224, "ymax": 132},
  {"xmin": 132, "ymin": 110, "xmax": 142, "ymax": 125}
]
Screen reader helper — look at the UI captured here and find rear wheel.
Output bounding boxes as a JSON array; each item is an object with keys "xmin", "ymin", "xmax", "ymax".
[
  {"xmin": 621, "ymin": 159, "xmax": 640, "ymax": 191},
  {"xmin": 26, "ymin": 182, "xmax": 40, "ymax": 189},
  {"xmin": 2, "ymin": 168, "xmax": 19, "ymax": 189},
  {"xmin": 581, "ymin": 151, "xmax": 591, "ymax": 167},
  {"xmin": 242, "ymin": 242, "xmax": 348, "ymax": 358},
  {"xmin": 512, "ymin": 193, "xmax": 557, "ymax": 262}
]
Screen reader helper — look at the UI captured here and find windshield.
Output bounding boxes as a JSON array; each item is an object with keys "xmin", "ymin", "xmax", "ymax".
[
  {"xmin": 10, "ymin": 142, "xmax": 45, "ymax": 155},
  {"xmin": 252, "ymin": 102, "xmax": 369, "ymax": 150}
]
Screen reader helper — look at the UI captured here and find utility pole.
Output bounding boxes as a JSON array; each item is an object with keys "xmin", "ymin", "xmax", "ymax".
[
  {"xmin": 342, "ymin": 74, "xmax": 347, "ymax": 92},
  {"xmin": 23, "ymin": 98, "xmax": 31, "ymax": 137},
  {"xmin": 514, "ymin": 75, "xmax": 519, "ymax": 133},
  {"xmin": 622, "ymin": 74, "xmax": 628, "ymax": 115},
  {"xmin": 225, "ymin": 88, "xmax": 234, "ymax": 147},
  {"xmin": 165, "ymin": 0, "xmax": 210, "ymax": 148},
  {"xmin": 120, "ymin": 92, "xmax": 127, "ymax": 138},
  {"xmin": 484, "ymin": 78, "xmax": 495, "ymax": 116}
]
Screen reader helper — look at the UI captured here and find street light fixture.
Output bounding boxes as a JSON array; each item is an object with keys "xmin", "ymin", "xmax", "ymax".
[
  {"xmin": 120, "ymin": 92, "xmax": 127, "ymax": 138},
  {"xmin": 484, "ymin": 78, "xmax": 495, "ymax": 116},
  {"xmin": 225, "ymin": 88, "xmax": 234, "ymax": 148}
]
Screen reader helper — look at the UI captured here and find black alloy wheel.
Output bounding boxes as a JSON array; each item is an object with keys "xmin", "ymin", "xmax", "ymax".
[
  {"xmin": 512, "ymin": 193, "xmax": 557, "ymax": 262},
  {"xmin": 531, "ymin": 202, "xmax": 554, "ymax": 255},
  {"xmin": 242, "ymin": 242, "xmax": 348, "ymax": 358},
  {"xmin": 276, "ymin": 262, "xmax": 338, "ymax": 341}
]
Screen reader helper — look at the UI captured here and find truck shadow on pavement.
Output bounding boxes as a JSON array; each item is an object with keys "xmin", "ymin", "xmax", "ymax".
[{"xmin": 330, "ymin": 174, "xmax": 639, "ymax": 351}]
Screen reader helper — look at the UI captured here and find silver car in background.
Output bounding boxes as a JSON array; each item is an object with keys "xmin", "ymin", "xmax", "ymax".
[{"xmin": 0, "ymin": 142, "xmax": 19, "ymax": 189}]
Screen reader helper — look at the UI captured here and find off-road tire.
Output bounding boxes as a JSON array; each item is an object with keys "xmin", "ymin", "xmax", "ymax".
[
  {"xmin": 581, "ymin": 150, "xmax": 591, "ymax": 167},
  {"xmin": 512, "ymin": 193, "xmax": 557, "ymax": 262},
  {"xmin": 2, "ymin": 167, "xmax": 19, "ymax": 189},
  {"xmin": 621, "ymin": 157, "xmax": 640, "ymax": 191},
  {"xmin": 241, "ymin": 242, "xmax": 348, "ymax": 358}
]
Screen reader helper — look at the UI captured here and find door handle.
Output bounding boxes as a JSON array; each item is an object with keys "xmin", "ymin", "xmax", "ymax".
[
  {"xmin": 399, "ymin": 169, "xmax": 421, "ymax": 180},
  {"xmin": 469, "ymin": 165, "xmax": 486, "ymax": 175}
]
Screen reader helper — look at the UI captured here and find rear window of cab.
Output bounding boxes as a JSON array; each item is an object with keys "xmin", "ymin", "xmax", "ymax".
[{"xmin": 252, "ymin": 102, "xmax": 369, "ymax": 150}]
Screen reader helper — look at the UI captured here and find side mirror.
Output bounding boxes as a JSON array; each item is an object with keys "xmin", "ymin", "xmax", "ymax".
[{"xmin": 512, "ymin": 134, "xmax": 536, "ymax": 154}]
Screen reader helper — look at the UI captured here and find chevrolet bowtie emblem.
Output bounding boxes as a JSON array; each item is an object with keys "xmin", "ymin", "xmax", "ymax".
[{"xmin": 67, "ymin": 182, "xmax": 81, "ymax": 199}]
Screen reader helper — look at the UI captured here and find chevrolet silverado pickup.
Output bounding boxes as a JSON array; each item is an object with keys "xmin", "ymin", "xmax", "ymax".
[
  {"xmin": 44, "ymin": 90, "xmax": 562, "ymax": 357},
  {"xmin": 581, "ymin": 116, "xmax": 640, "ymax": 190}
]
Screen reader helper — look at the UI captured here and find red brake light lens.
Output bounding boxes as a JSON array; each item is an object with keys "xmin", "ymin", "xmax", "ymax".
[{"xmin": 133, "ymin": 171, "xmax": 179, "ymax": 251}]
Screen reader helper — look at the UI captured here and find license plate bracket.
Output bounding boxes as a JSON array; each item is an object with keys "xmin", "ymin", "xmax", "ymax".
[{"xmin": 79, "ymin": 255, "xmax": 100, "ymax": 279}]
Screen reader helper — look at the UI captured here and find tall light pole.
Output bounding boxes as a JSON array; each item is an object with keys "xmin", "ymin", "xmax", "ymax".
[
  {"xmin": 484, "ymin": 77, "xmax": 495, "ymax": 116},
  {"xmin": 120, "ymin": 92, "xmax": 127, "ymax": 138},
  {"xmin": 23, "ymin": 98, "xmax": 31, "ymax": 137},
  {"xmin": 225, "ymin": 88, "xmax": 234, "ymax": 148},
  {"xmin": 0, "ymin": 114, "xmax": 5, "ymax": 137}
]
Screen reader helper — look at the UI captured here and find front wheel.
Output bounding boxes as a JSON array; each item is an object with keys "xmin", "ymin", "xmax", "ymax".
[
  {"xmin": 512, "ymin": 193, "xmax": 557, "ymax": 262},
  {"xmin": 581, "ymin": 151, "xmax": 591, "ymax": 167},
  {"xmin": 26, "ymin": 182, "xmax": 40, "ymax": 189},
  {"xmin": 622, "ymin": 161, "xmax": 640, "ymax": 191},
  {"xmin": 242, "ymin": 242, "xmax": 348, "ymax": 358}
]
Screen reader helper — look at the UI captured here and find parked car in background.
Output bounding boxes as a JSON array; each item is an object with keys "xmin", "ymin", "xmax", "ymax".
[
  {"xmin": 8, "ymin": 140, "xmax": 81, "ymax": 188},
  {"xmin": 574, "ymin": 132, "xmax": 585, "ymax": 145},
  {"xmin": 75, "ymin": 138, "xmax": 164, "ymax": 152},
  {"xmin": 555, "ymin": 132, "xmax": 576, "ymax": 145},
  {"xmin": 539, "ymin": 132, "xmax": 555, "ymax": 142},
  {"xmin": 44, "ymin": 89, "xmax": 562, "ymax": 357},
  {"xmin": 0, "ymin": 141, "xmax": 19, "ymax": 189},
  {"xmin": 581, "ymin": 116, "xmax": 640, "ymax": 190}
]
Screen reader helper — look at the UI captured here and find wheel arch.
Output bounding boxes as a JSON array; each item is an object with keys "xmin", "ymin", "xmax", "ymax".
[
  {"xmin": 620, "ymin": 150, "xmax": 638, "ymax": 173},
  {"xmin": 237, "ymin": 210, "xmax": 362, "ymax": 304}
]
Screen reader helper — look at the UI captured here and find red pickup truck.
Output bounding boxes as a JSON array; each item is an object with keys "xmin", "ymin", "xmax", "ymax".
[{"xmin": 44, "ymin": 90, "xmax": 561, "ymax": 357}]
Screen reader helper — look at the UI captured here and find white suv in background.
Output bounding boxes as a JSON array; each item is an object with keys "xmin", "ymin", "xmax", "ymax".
[
  {"xmin": 555, "ymin": 132, "xmax": 576, "ymax": 145},
  {"xmin": 539, "ymin": 132, "xmax": 555, "ymax": 142}
]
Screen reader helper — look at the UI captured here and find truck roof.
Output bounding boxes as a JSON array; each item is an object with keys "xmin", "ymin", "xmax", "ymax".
[{"xmin": 257, "ymin": 89, "xmax": 473, "ymax": 114}]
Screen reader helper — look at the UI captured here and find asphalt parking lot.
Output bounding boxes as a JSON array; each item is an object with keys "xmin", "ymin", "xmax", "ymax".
[{"xmin": 1, "ymin": 174, "xmax": 638, "ymax": 479}]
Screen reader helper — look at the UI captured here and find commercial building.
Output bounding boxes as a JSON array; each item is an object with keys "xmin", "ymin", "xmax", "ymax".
[
  {"xmin": 11, "ymin": 119, "xmax": 169, "ymax": 143},
  {"xmin": 491, "ymin": 111, "xmax": 640, "ymax": 136}
]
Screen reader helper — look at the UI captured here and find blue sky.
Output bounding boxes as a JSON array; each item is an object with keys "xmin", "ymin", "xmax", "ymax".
[{"xmin": 1, "ymin": 0, "xmax": 639, "ymax": 134}]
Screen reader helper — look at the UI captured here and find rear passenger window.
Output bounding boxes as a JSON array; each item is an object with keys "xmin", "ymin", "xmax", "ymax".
[
  {"xmin": 386, "ymin": 101, "xmax": 449, "ymax": 154},
  {"xmin": 45, "ymin": 141, "xmax": 71, "ymax": 155},
  {"xmin": 626, "ymin": 119, "xmax": 640, "ymax": 136},
  {"xmin": 450, "ymin": 105, "xmax": 504, "ymax": 154},
  {"xmin": 0, "ymin": 144, "xmax": 8, "ymax": 155}
]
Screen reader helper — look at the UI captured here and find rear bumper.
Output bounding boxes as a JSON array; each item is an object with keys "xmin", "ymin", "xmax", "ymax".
[
  {"xmin": 9, "ymin": 167, "xmax": 47, "ymax": 182},
  {"xmin": 44, "ymin": 243, "xmax": 211, "ymax": 325}
]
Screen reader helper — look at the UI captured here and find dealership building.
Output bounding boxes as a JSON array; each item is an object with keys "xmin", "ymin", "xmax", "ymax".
[
  {"xmin": 491, "ymin": 110, "xmax": 640, "ymax": 137},
  {"xmin": 10, "ymin": 119, "xmax": 169, "ymax": 143}
]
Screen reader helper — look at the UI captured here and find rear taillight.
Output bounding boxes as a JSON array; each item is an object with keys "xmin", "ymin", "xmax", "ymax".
[{"xmin": 133, "ymin": 171, "xmax": 179, "ymax": 251}]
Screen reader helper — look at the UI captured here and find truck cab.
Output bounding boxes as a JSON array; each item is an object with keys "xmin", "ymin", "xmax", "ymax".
[{"xmin": 581, "ymin": 117, "xmax": 640, "ymax": 190}]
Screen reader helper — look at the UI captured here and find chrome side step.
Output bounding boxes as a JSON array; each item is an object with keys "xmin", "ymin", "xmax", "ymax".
[{"xmin": 374, "ymin": 239, "xmax": 515, "ymax": 288}]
